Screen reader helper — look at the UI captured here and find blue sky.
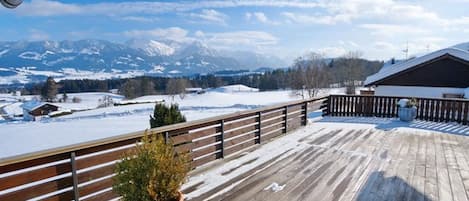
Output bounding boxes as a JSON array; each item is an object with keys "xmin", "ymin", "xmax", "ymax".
[{"xmin": 1, "ymin": 0, "xmax": 469, "ymax": 62}]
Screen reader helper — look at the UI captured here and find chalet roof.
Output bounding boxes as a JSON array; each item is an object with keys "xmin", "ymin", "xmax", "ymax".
[
  {"xmin": 21, "ymin": 101, "xmax": 57, "ymax": 111},
  {"xmin": 364, "ymin": 47, "xmax": 469, "ymax": 86}
]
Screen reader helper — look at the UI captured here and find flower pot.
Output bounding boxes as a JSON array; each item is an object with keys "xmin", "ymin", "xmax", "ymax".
[{"xmin": 398, "ymin": 106, "xmax": 417, "ymax": 122}]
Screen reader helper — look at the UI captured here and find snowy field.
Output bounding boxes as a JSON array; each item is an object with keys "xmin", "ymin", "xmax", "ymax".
[{"xmin": 0, "ymin": 85, "xmax": 349, "ymax": 159}]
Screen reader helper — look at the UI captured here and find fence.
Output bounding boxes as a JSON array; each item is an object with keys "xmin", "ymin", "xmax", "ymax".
[
  {"xmin": 328, "ymin": 95, "xmax": 469, "ymax": 125},
  {"xmin": 0, "ymin": 97, "xmax": 328, "ymax": 201}
]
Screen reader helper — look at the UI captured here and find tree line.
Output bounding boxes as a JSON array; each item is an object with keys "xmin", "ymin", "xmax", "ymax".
[{"xmin": 20, "ymin": 51, "xmax": 383, "ymax": 99}]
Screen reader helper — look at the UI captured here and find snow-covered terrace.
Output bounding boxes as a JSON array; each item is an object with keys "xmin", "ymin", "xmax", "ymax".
[
  {"xmin": 1, "ymin": 94, "xmax": 469, "ymax": 201},
  {"xmin": 183, "ymin": 117, "xmax": 469, "ymax": 201}
]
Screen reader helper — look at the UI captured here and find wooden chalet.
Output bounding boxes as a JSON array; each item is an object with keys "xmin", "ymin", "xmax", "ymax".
[
  {"xmin": 21, "ymin": 101, "xmax": 59, "ymax": 121},
  {"xmin": 365, "ymin": 47, "xmax": 469, "ymax": 99}
]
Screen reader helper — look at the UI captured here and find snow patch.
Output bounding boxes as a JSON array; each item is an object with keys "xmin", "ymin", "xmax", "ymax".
[
  {"xmin": 263, "ymin": 182, "xmax": 286, "ymax": 192},
  {"xmin": 211, "ymin": 84, "xmax": 259, "ymax": 93},
  {"xmin": 60, "ymin": 48, "xmax": 74, "ymax": 53},
  {"xmin": 42, "ymin": 56, "xmax": 75, "ymax": 66},
  {"xmin": 127, "ymin": 39, "xmax": 175, "ymax": 56},
  {"xmin": 18, "ymin": 51, "xmax": 56, "ymax": 60},
  {"xmin": 18, "ymin": 51, "xmax": 42, "ymax": 60},
  {"xmin": 0, "ymin": 49, "xmax": 9, "ymax": 57},
  {"xmin": 79, "ymin": 48, "xmax": 100, "ymax": 55}
]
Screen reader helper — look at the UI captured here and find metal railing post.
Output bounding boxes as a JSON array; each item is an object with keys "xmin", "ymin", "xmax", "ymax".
[
  {"xmin": 70, "ymin": 152, "xmax": 80, "ymax": 201},
  {"xmin": 303, "ymin": 101, "xmax": 308, "ymax": 125},
  {"xmin": 220, "ymin": 119, "xmax": 225, "ymax": 158}
]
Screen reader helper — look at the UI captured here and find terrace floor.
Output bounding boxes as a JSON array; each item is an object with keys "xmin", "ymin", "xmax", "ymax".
[{"xmin": 182, "ymin": 117, "xmax": 469, "ymax": 201}]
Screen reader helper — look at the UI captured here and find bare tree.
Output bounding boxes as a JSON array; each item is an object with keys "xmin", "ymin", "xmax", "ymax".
[
  {"xmin": 291, "ymin": 52, "xmax": 328, "ymax": 98},
  {"xmin": 98, "ymin": 95, "xmax": 114, "ymax": 108},
  {"xmin": 166, "ymin": 78, "xmax": 190, "ymax": 101},
  {"xmin": 340, "ymin": 51, "xmax": 363, "ymax": 95}
]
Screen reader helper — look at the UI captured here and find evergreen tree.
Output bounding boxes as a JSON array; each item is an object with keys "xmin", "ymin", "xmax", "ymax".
[
  {"xmin": 149, "ymin": 103, "xmax": 186, "ymax": 128},
  {"xmin": 62, "ymin": 92, "xmax": 68, "ymax": 102},
  {"xmin": 113, "ymin": 133, "xmax": 189, "ymax": 201}
]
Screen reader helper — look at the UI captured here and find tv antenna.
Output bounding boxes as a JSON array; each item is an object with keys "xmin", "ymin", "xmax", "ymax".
[{"xmin": 402, "ymin": 41, "xmax": 409, "ymax": 60}]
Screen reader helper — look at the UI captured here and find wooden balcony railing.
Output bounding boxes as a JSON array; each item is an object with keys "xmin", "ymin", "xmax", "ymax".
[
  {"xmin": 0, "ymin": 96, "xmax": 328, "ymax": 201},
  {"xmin": 328, "ymin": 95, "xmax": 469, "ymax": 125}
]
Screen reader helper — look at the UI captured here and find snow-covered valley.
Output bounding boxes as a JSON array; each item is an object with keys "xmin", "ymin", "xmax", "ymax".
[{"xmin": 0, "ymin": 85, "xmax": 348, "ymax": 159}]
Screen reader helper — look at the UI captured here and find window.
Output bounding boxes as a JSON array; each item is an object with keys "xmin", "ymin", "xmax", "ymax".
[{"xmin": 442, "ymin": 93, "xmax": 464, "ymax": 99}]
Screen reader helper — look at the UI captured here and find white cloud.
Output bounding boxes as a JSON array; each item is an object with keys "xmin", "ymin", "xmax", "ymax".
[
  {"xmin": 373, "ymin": 41, "xmax": 396, "ymax": 51},
  {"xmin": 194, "ymin": 30, "xmax": 205, "ymax": 38},
  {"xmin": 359, "ymin": 24, "xmax": 429, "ymax": 38},
  {"xmin": 317, "ymin": 46, "xmax": 347, "ymax": 58},
  {"xmin": 123, "ymin": 27, "xmax": 192, "ymax": 42},
  {"xmin": 254, "ymin": 12, "xmax": 268, "ymax": 23},
  {"xmin": 246, "ymin": 12, "xmax": 280, "ymax": 25},
  {"xmin": 189, "ymin": 9, "xmax": 228, "ymax": 25},
  {"xmin": 338, "ymin": 40, "xmax": 359, "ymax": 48},
  {"xmin": 245, "ymin": 12, "xmax": 252, "ymax": 20},
  {"xmin": 123, "ymin": 27, "xmax": 278, "ymax": 52},
  {"xmin": 17, "ymin": 0, "xmax": 82, "ymax": 16},
  {"xmin": 29, "ymin": 29, "xmax": 49, "ymax": 41},
  {"xmin": 282, "ymin": 12, "xmax": 352, "ymax": 25},
  {"xmin": 200, "ymin": 31, "xmax": 279, "ymax": 51},
  {"xmin": 119, "ymin": 16, "xmax": 158, "ymax": 23},
  {"xmin": 16, "ymin": 0, "xmax": 321, "ymax": 17}
]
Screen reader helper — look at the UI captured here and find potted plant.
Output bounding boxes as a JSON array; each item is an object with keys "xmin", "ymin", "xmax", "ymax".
[
  {"xmin": 397, "ymin": 98, "xmax": 417, "ymax": 122},
  {"xmin": 113, "ymin": 132, "xmax": 189, "ymax": 201}
]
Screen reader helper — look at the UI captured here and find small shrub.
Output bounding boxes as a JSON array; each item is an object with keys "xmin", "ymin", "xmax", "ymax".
[
  {"xmin": 345, "ymin": 85, "xmax": 356, "ymax": 95},
  {"xmin": 72, "ymin": 97, "xmax": 82, "ymax": 103},
  {"xmin": 397, "ymin": 98, "xmax": 418, "ymax": 108},
  {"xmin": 113, "ymin": 133, "xmax": 189, "ymax": 201},
  {"xmin": 150, "ymin": 103, "xmax": 186, "ymax": 128},
  {"xmin": 98, "ymin": 95, "xmax": 114, "ymax": 108}
]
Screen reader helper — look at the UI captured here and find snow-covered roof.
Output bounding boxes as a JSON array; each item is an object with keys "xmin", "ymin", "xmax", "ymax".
[
  {"xmin": 365, "ymin": 47, "xmax": 469, "ymax": 86},
  {"xmin": 21, "ymin": 101, "xmax": 57, "ymax": 111}
]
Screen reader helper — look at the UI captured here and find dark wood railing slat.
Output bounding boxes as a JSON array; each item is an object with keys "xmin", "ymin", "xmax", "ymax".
[
  {"xmin": 326, "ymin": 95, "xmax": 469, "ymax": 124},
  {"xmin": 463, "ymin": 101, "xmax": 469, "ymax": 125}
]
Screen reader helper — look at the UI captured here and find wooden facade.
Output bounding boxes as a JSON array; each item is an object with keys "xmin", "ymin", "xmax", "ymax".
[
  {"xmin": 370, "ymin": 54, "xmax": 469, "ymax": 87},
  {"xmin": 28, "ymin": 103, "xmax": 59, "ymax": 116}
]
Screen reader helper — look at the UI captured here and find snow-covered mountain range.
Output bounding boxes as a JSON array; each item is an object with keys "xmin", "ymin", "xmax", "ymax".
[{"xmin": 0, "ymin": 39, "xmax": 287, "ymax": 84}]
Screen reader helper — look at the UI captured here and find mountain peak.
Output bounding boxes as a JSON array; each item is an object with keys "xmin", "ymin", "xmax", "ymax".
[
  {"xmin": 126, "ymin": 39, "xmax": 175, "ymax": 56},
  {"xmin": 177, "ymin": 41, "xmax": 217, "ymax": 57}
]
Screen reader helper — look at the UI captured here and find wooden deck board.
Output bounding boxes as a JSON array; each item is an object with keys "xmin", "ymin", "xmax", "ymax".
[{"xmin": 190, "ymin": 126, "xmax": 469, "ymax": 201}]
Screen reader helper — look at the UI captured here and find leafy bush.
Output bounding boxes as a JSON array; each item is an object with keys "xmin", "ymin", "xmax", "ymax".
[
  {"xmin": 113, "ymin": 133, "xmax": 189, "ymax": 201},
  {"xmin": 397, "ymin": 98, "xmax": 418, "ymax": 108},
  {"xmin": 72, "ymin": 97, "xmax": 82, "ymax": 103},
  {"xmin": 150, "ymin": 103, "xmax": 186, "ymax": 128}
]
